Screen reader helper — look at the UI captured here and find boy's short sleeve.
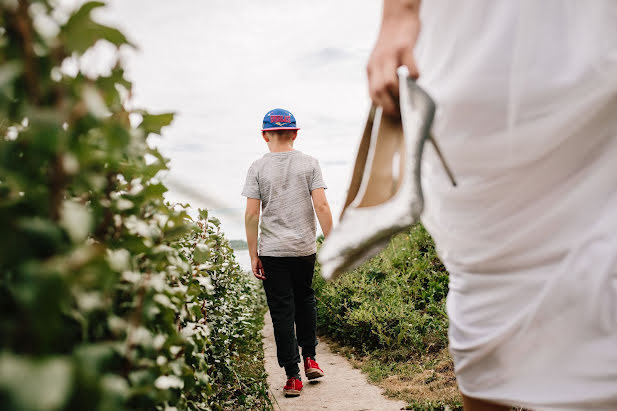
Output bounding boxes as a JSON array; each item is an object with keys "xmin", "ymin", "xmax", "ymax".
[
  {"xmin": 310, "ymin": 159, "xmax": 327, "ymax": 192},
  {"xmin": 241, "ymin": 164, "xmax": 261, "ymax": 199}
]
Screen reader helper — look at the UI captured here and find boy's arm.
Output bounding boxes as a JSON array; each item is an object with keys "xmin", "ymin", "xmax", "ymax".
[
  {"xmin": 245, "ymin": 198, "xmax": 265, "ymax": 280},
  {"xmin": 311, "ymin": 188, "xmax": 333, "ymax": 238}
]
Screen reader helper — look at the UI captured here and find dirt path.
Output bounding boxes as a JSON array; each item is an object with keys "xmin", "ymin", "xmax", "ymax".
[{"xmin": 262, "ymin": 312, "xmax": 407, "ymax": 411}]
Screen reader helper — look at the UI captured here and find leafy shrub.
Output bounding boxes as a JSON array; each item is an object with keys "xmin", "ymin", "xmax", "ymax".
[
  {"xmin": 0, "ymin": 2, "xmax": 268, "ymax": 410},
  {"xmin": 314, "ymin": 224, "xmax": 449, "ymax": 360},
  {"xmin": 314, "ymin": 226, "xmax": 457, "ymax": 408}
]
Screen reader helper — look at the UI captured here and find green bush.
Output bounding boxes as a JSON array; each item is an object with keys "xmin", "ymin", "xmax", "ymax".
[
  {"xmin": 314, "ymin": 224, "xmax": 449, "ymax": 360},
  {"xmin": 0, "ymin": 2, "xmax": 268, "ymax": 410}
]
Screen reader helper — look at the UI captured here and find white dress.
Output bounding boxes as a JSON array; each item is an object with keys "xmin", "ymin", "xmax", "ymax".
[{"xmin": 415, "ymin": 1, "xmax": 617, "ymax": 409}]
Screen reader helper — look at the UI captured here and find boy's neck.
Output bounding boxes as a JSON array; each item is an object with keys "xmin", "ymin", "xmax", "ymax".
[{"xmin": 268, "ymin": 141, "xmax": 295, "ymax": 153}]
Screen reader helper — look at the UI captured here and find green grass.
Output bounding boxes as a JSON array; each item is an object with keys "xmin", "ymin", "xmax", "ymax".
[{"xmin": 314, "ymin": 224, "xmax": 462, "ymax": 410}]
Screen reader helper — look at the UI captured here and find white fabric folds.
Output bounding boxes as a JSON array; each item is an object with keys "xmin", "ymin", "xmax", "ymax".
[{"xmin": 415, "ymin": 1, "xmax": 617, "ymax": 409}]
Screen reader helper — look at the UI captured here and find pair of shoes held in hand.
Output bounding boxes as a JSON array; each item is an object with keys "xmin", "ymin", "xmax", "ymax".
[
  {"xmin": 318, "ymin": 66, "xmax": 456, "ymax": 281},
  {"xmin": 283, "ymin": 358, "xmax": 325, "ymax": 397}
]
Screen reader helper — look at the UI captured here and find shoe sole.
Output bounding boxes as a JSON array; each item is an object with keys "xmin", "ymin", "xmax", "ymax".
[
  {"xmin": 284, "ymin": 389, "xmax": 301, "ymax": 397},
  {"xmin": 305, "ymin": 368, "xmax": 324, "ymax": 380}
]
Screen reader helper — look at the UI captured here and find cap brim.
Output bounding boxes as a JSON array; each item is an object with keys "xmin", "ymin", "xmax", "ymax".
[{"xmin": 261, "ymin": 127, "xmax": 300, "ymax": 131}]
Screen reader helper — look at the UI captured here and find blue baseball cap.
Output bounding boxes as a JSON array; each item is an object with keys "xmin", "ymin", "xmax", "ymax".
[{"xmin": 261, "ymin": 108, "xmax": 300, "ymax": 132}]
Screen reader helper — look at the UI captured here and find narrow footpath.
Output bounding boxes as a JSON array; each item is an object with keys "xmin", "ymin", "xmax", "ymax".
[{"xmin": 262, "ymin": 313, "xmax": 407, "ymax": 411}]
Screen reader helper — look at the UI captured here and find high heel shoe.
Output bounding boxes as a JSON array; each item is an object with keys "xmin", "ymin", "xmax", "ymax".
[{"xmin": 318, "ymin": 66, "xmax": 455, "ymax": 281}]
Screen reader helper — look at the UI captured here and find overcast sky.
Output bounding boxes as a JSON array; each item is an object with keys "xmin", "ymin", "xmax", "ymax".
[{"xmin": 96, "ymin": 0, "xmax": 382, "ymax": 240}]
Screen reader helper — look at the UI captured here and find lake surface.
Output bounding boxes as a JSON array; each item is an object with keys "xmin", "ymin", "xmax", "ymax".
[{"xmin": 234, "ymin": 249, "xmax": 252, "ymax": 272}]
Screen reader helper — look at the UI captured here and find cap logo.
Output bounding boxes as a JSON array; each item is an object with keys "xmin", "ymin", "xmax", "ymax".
[{"xmin": 270, "ymin": 115, "xmax": 291, "ymax": 124}]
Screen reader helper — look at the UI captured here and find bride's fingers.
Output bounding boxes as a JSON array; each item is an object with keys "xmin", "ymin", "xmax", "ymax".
[{"xmin": 369, "ymin": 63, "xmax": 398, "ymax": 117}]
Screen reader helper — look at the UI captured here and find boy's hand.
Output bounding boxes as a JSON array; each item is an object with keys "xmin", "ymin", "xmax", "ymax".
[{"xmin": 252, "ymin": 256, "xmax": 266, "ymax": 280}]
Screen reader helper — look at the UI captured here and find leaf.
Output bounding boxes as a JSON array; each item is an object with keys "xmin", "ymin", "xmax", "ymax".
[
  {"xmin": 164, "ymin": 224, "xmax": 193, "ymax": 241},
  {"xmin": 0, "ymin": 60, "xmax": 23, "ymax": 94},
  {"xmin": 61, "ymin": 1, "xmax": 132, "ymax": 54},
  {"xmin": 73, "ymin": 343, "xmax": 115, "ymax": 376},
  {"xmin": 154, "ymin": 375, "xmax": 184, "ymax": 390},
  {"xmin": 99, "ymin": 374, "xmax": 129, "ymax": 406},
  {"xmin": 115, "ymin": 198, "xmax": 134, "ymax": 211},
  {"xmin": 193, "ymin": 243, "xmax": 210, "ymax": 264},
  {"xmin": 196, "ymin": 276, "xmax": 214, "ymax": 293},
  {"xmin": 82, "ymin": 84, "xmax": 110, "ymax": 118},
  {"xmin": 138, "ymin": 112, "xmax": 175, "ymax": 135},
  {"xmin": 65, "ymin": 1, "xmax": 106, "ymax": 25},
  {"xmin": 0, "ymin": 353, "xmax": 73, "ymax": 411},
  {"xmin": 124, "ymin": 215, "xmax": 160, "ymax": 239},
  {"xmin": 17, "ymin": 217, "xmax": 63, "ymax": 246},
  {"xmin": 106, "ymin": 248, "xmax": 131, "ymax": 271},
  {"xmin": 140, "ymin": 182, "xmax": 168, "ymax": 200},
  {"xmin": 59, "ymin": 200, "xmax": 93, "ymax": 243}
]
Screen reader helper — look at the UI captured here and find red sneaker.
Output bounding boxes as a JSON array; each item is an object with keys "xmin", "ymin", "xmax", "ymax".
[
  {"xmin": 283, "ymin": 376, "xmax": 303, "ymax": 397},
  {"xmin": 304, "ymin": 357, "xmax": 325, "ymax": 380}
]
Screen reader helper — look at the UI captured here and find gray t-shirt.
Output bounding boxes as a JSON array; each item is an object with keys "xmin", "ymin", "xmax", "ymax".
[{"xmin": 241, "ymin": 150, "xmax": 327, "ymax": 257}]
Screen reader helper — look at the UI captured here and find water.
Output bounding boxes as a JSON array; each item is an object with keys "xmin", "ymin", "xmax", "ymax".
[{"xmin": 234, "ymin": 249, "xmax": 252, "ymax": 272}]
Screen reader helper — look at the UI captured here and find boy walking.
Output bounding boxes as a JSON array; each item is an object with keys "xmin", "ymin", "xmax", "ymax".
[{"xmin": 242, "ymin": 108, "xmax": 333, "ymax": 397}]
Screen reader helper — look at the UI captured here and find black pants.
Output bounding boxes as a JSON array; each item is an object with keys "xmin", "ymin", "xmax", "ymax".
[{"xmin": 260, "ymin": 254, "xmax": 318, "ymax": 377}]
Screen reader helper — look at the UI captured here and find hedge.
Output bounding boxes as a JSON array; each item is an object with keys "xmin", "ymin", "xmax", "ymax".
[{"xmin": 1, "ymin": 2, "xmax": 268, "ymax": 410}]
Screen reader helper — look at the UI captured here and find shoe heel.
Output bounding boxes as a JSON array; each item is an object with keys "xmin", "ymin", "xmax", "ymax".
[{"xmin": 427, "ymin": 135, "xmax": 457, "ymax": 187}]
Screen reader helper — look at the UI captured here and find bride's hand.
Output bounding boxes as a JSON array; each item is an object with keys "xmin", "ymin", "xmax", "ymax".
[{"xmin": 367, "ymin": 0, "xmax": 421, "ymax": 117}]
